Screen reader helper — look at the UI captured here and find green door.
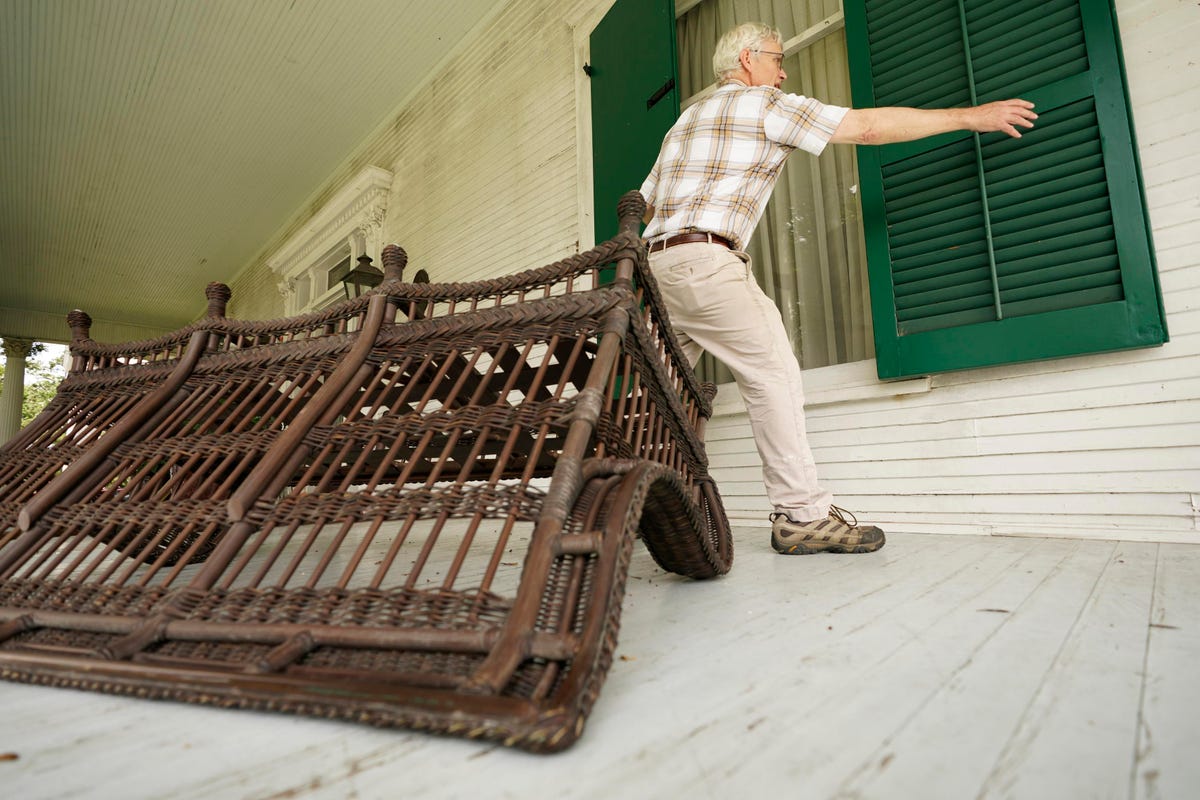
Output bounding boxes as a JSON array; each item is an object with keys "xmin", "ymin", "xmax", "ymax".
[{"xmin": 589, "ymin": 0, "xmax": 679, "ymax": 244}]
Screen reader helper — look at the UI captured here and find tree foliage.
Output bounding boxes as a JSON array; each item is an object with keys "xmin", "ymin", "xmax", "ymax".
[{"xmin": 0, "ymin": 341, "xmax": 67, "ymax": 428}]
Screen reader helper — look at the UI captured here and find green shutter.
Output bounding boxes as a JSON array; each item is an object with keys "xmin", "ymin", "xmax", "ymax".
[
  {"xmin": 589, "ymin": 0, "xmax": 679, "ymax": 244},
  {"xmin": 846, "ymin": 0, "xmax": 1167, "ymax": 379}
]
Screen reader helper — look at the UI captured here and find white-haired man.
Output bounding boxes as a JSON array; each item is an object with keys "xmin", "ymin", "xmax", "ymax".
[{"xmin": 640, "ymin": 22, "xmax": 1036, "ymax": 555}]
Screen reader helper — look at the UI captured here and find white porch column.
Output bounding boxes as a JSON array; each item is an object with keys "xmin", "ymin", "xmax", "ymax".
[{"xmin": 0, "ymin": 338, "xmax": 34, "ymax": 444}]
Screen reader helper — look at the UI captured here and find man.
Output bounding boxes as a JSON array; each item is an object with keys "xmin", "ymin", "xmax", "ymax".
[{"xmin": 639, "ymin": 22, "xmax": 1036, "ymax": 556}]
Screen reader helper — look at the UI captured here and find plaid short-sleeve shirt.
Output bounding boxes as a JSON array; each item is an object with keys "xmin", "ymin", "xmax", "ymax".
[{"xmin": 640, "ymin": 81, "xmax": 848, "ymax": 251}]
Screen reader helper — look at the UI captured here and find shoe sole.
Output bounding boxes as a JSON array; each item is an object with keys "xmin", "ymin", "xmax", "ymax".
[{"xmin": 771, "ymin": 536, "xmax": 885, "ymax": 555}]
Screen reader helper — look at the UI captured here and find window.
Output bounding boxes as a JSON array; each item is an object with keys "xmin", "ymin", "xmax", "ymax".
[
  {"xmin": 268, "ymin": 166, "xmax": 393, "ymax": 315},
  {"xmin": 675, "ymin": 0, "xmax": 868, "ymax": 383},
  {"xmin": 590, "ymin": 0, "xmax": 1166, "ymax": 384}
]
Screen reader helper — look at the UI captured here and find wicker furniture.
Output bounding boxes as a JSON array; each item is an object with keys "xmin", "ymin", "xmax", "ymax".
[{"xmin": 0, "ymin": 192, "xmax": 732, "ymax": 752}]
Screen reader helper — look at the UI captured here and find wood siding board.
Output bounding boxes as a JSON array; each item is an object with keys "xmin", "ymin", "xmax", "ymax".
[{"xmin": 809, "ymin": 472, "xmax": 1200, "ymax": 495}]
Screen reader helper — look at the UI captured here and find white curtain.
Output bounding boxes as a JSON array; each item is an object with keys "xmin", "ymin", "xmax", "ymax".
[{"xmin": 676, "ymin": 0, "xmax": 874, "ymax": 383}]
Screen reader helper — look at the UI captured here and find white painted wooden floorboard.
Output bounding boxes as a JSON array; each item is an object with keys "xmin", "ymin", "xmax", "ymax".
[
  {"xmin": 0, "ymin": 532, "xmax": 1194, "ymax": 800},
  {"xmin": 1132, "ymin": 544, "xmax": 1200, "ymax": 800},
  {"xmin": 833, "ymin": 538, "xmax": 1115, "ymax": 798},
  {"xmin": 977, "ymin": 543, "xmax": 1158, "ymax": 800}
]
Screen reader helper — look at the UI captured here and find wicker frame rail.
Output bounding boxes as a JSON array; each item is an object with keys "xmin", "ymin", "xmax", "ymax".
[{"xmin": 0, "ymin": 192, "xmax": 732, "ymax": 752}]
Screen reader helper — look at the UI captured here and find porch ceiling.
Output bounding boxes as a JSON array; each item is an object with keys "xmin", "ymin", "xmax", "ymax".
[{"xmin": 0, "ymin": 0, "xmax": 509, "ymax": 344}]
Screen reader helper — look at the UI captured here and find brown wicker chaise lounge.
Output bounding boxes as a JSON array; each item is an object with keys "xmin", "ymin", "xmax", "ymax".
[{"xmin": 0, "ymin": 192, "xmax": 732, "ymax": 752}]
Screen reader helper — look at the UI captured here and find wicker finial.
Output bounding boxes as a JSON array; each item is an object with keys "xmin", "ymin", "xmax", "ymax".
[
  {"xmin": 205, "ymin": 283, "xmax": 232, "ymax": 318},
  {"xmin": 617, "ymin": 191, "xmax": 646, "ymax": 234},
  {"xmin": 381, "ymin": 244, "xmax": 408, "ymax": 282},
  {"xmin": 66, "ymin": 309, "xmax": 93, "ymax": 342}
]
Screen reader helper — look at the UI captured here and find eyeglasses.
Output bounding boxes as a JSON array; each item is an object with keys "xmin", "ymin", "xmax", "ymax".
[{"xmin": 753, "ymin": 49, "xmax": 785, "ymax": 67}]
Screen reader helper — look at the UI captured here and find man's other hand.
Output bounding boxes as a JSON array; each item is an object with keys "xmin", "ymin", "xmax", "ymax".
[{"xmin": 969, "ymin": 99, "xmax": 1037, "ymax": 138}]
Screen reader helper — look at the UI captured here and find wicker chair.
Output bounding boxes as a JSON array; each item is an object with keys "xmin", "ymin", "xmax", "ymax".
[{"xmin": 0, "ymin": 192, "xmax": 733, "ymax": 752}]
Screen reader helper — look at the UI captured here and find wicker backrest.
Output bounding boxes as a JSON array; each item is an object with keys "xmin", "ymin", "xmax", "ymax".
[{"xmin": 0, "ymin": 192, "xmax": 732, "ymax": 751}]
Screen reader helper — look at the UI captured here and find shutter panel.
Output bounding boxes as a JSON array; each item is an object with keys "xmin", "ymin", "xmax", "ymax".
[
  {"xmin": 845, "ymin": 0, "xmax": 1167, "ymax": 379},
  {"xmin": 589, "ymin": 0, "xmax": 679, "ymax": 245}
]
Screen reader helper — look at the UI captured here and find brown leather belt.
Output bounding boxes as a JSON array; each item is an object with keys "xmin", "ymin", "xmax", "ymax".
[{"xmin": 647, "ymin": 232, "xmax": 734, "ymax": 253}]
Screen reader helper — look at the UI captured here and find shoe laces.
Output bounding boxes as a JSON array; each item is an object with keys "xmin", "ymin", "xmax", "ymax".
[
  {"xmin": 770, "ymin": 507, "xmax": 860, "ymax": 527},
  {"xmin": 829, "ymin": 505, "xmax": 858, "ymax": 527}
]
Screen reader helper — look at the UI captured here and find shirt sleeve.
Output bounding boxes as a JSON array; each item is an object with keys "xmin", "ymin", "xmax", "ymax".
[
  {"xmin": 762, "ymin": 90, "xmax": 850, "ymax": 157},
  {"xmin": 639, "ymin": 159, "xmax": 659, "ymax": 205}
]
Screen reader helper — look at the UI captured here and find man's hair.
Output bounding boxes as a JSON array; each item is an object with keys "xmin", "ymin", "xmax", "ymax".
[{"xmin": 711, "ymin": 22, "xmax": 783, "ymax": 81}]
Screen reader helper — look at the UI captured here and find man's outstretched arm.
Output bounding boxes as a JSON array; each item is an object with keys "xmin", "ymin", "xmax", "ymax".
[{"xmin": 830, "ymin": 99, "xmax": 1037, "ymax": 145}]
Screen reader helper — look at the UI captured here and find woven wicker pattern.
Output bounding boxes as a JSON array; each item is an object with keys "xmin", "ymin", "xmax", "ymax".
[{"xmin": 0, "ymin": 193, "xmax": 732, "ymax": 751}]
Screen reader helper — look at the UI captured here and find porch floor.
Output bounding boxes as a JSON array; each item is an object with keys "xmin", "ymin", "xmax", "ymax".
[{"xmin": 2, "ymin": 529, "xmax": 1197, "ymax": 799}]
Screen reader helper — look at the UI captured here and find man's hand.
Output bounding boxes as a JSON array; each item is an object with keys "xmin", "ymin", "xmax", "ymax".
[{"xmin": 968, "ymin": 99, "xmax": 1038, "ymax": 138}]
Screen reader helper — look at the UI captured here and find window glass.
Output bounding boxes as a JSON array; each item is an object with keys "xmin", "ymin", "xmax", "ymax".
[{"xmin": 676, "ymin": 0, "xmax": 873, "ymax": 383}]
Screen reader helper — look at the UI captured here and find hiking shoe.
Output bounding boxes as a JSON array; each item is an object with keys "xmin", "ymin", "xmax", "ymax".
[{"xmin": 770, "ymin": 507, "xmax": 885, "ymax": 555}]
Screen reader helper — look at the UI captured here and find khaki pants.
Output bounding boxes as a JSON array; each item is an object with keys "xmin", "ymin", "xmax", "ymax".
[{"xmin": 648, "ymin": 242, "xmax": 832, "ymax": 522}]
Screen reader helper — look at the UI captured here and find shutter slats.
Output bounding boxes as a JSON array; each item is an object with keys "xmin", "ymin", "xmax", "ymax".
[
  {"xmin": 982, "ymin": 90, "xmax": 1120, "ymax": 315},
  {"xmin": 897, "ymin": 264, "xmax": 992, "ymax": 301},
  {"xmin": 897, "ymin": 276, "xmax": 995, "ymax": 314},
  {"xmin": 898, "ymin": 301, "xmax": 995, "ymax": 330},
  {"xmin": 987, "ymin": 167, "xmax": 1107, "ymax": 226},
  {"xmin": 904, "ymin": 83, "xmax": 974, "ymax": 113},
  {"xmin": 869, "ymin": 2, "xmax": 966, "ymax": 108},
  {"xmin": 992, "ymin": 195, "xmax": 1112, "ymax": 242},
  {"xmin": 995, "ymin": 220, "xmax": 1117, "ymax": 267},
  {"xmin": 969, "ymin": 1, "xmax": 1086, "ymax": 100},
  {"xmin": 973, "ymin": 23, "xmax": 1084, "ymax": 80},
  {"xmin": 991, "ymin": 136, "xmax": 1101, "ymax": 182},
  {"xmin": 878, "ymin": 56, "xmax": 969, "ymax": 109},
  {"xmin": 873, "ymin": 22, "xmax": 962, "ymax": 95},
  {"xmin": 882, "ymin": 141, "xmax": 978, "ymax": 217},
  {"xmin": 968, "ymin": 3, "xmax": 1079, "ymax": 60},
  {"xmin": 864, "ymin": 0, "xmax": 926, "ymax": 35},
  {"xmin": 983, "ymin": 100, "xmax": 1100, "ymax": 171},
  {"xmin": 888, "ymin": 203, "xmax": 985, "ymax": 253},
  {"xmin": 887, "ymin": 182, "xmax": 981, "ymax": 227},
  {"xmin": 1001, "ymin": 285, "xmax": 1124, "ymax": 318},
  {"xmin": 978, "ymin": 50, "xmax": 1089, "ymax": 101},
  {"xmin": 988, "ymin": 151, "xmax": 1105, "ymax": 210},
  {"xmin": 974, "ymin": 29, "xmax": 1087, "ymax": 98},
  {"xmin": 994, "ymin": 239, "xmax": 1115, "ymax": 282},
  {"xmin": 1000, "ymin": 254, "xmax": 1119, "ymax": 293},
  {"xmin": 882, "ymin": 136, "xmax": 974, "ymax": 181},
  {"xmin": 885, "ymin": 173, "xmax": 979, "ymax": 225},
  {"xmin": 893, "ymin": 245, "xmax": 989, "ymax": 284},
  {"xmin": 898, "ymin": 308, "xmax": 995, "ymax": 334},
  {"xmin": 845, "ymin": 0, "xmax": 1164, "ymax": 370}
]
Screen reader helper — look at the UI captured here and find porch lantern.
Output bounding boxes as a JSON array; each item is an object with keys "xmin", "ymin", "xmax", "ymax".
[{"xmin": 341, "ymin": 254, "xmax": 384, "ymax": 299}]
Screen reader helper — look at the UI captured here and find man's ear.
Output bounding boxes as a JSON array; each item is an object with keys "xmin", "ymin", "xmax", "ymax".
[{"xmin": 738, "ymin": 48, "xmax": 752, "ymax": 70}]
